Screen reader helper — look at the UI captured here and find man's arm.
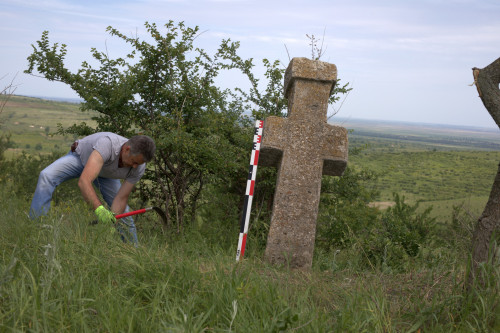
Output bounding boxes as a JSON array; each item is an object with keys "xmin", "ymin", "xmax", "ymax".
[
  {"xmin": 78, "ymin": 150, "xmax": 104, "ymax": 210},
  {"xmin": 111, "ymin": 181, "xmax": 135, "ymax": 216}
]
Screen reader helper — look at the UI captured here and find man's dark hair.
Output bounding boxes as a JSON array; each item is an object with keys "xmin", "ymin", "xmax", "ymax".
[{"xmin": 127, "ymin": 135, "xmax": 156, "ymax": 162}]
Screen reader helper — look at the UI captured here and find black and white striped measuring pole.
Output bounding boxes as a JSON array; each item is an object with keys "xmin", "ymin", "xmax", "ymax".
[{"xmin": 236, "ymin": 120, "xmax": 263, "ymax": 262}]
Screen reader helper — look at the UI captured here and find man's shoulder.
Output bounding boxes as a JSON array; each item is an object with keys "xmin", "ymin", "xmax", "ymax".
[
  {"xmin": 83, "ymin": 132, "xmax": 128, "ymax": 148},
  {"xmin": 81, "ymin": 132, "xmax": 127, "ymax": 140},
  {"xmin": 102, "ymin": 132, "xmax": 127, "ymax": 139},
  {"xmin": 93, "ymin": 132, "xmax": 127, "ymax": 141}
]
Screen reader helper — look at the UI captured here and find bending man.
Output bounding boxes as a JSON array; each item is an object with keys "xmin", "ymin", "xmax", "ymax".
[{"xmin": 29, "ymin": 132, "xmax": 156, "ymax": 244}]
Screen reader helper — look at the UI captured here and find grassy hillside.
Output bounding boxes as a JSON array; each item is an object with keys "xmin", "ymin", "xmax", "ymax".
[
  {"xmin": 0, "ymin": 95, "xmax": 96, "ymax": 157},
  {"xmin": 1, "ymin": 97, "xmax": 499, "ymax": 331},
  {"xmin": 332, "ymin": 118, "xmax": 500, "ymax": 221},
  {"xmin": 350, "ymin": 150, "xmax": 499, "ymax": 219},
  {"xmin": 350, "ymin": 150, "xmax": 500, "ymax": 201},
  {"xmin": 1, "ymin": 188, "xmax": 498, "ymax": 332}
]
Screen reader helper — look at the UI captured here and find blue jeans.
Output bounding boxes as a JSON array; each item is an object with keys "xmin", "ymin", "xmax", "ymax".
[{"xmin": 29, "ymin": 151, "xmax": 138, "ymax": 244}]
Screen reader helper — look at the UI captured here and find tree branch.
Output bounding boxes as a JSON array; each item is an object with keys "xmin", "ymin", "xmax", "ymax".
[{"xmin": 474, "ymin": 57, "xmax": 500, "ymax": 126}]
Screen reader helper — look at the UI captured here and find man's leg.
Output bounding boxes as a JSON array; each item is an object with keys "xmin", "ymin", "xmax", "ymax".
[
  {"xmin": 94, "ymin": 177, "xmax": 139, "ymax": 245},
  {"xmin": 29, "ymin": 152, "xmax": 84, "ymax": 219}
]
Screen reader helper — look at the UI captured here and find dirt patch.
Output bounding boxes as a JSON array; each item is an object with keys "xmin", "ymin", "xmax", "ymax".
[{"xmin": 368, "ymin": 201, "xmax": 396, "ymax": 209}]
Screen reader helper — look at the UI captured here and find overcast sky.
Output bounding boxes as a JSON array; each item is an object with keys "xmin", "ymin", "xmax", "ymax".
[{"xmin": 1, "ymin": 0, "xmax": 499, "ymax": 128}]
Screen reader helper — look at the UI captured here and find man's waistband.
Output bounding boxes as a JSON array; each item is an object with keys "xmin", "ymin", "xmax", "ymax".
[{"xmin": 71, "ymin": 141, "xmax": 78, "ymax": 152}]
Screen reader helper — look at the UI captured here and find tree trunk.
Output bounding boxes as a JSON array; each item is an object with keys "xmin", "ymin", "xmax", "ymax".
[{"xmin": 469, "ymin": 57, "xmax": 500, "ymax": 288}]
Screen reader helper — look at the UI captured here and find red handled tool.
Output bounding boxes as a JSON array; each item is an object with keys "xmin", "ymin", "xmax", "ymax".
[
  {"xmin": 116, "ymin": 206, "xmax": 168, "ymax": 225},
  {"xmin": 91, "ymin": 206, "xmax": 168, "ymax": 227}
]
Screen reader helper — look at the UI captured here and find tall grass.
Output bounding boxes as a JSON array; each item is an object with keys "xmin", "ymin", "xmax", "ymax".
[{"xmin": 0, "ymin": 188, "xmax": 498, "ymax": 332}]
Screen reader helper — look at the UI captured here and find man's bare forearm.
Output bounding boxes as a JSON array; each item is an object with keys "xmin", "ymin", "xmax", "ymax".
[
  {"xmin": 111, "ymin": 198, "xmax": 127, "ymax": 216},
  {"xmin": 79, "ymin": 150, "xmax": 105, "ymax": 211},
  {"xmin": 78, "ymin": 178, "xmax": 102, "ymax": 210},
  {"xmin": 111, "ymin": 181, "xmax": 134, "ymax": 216}
]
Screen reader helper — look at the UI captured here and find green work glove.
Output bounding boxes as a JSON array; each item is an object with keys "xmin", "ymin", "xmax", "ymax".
[{"xmin": 95, "ymin": 205, "xmax": 116, "ymax": 225}]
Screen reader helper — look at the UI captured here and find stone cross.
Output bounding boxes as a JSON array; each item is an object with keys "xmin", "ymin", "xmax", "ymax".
[{"xmin": 259, "ymin": 57, "xmax": 348, "ymax": 269}]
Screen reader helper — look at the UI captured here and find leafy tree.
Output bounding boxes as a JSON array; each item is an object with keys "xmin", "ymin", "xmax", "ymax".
[{"xmin": 25, "ymin": 21, "xmax": 255, "ymax": 229}]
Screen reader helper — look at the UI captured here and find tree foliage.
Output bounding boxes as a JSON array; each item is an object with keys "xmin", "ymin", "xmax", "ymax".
[{"xmin": 26, "ymin": 21, "xmax": 257, "ymax": 229}]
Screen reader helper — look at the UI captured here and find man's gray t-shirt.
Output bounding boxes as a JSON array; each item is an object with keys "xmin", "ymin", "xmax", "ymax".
[{"xmin": 74, "ymin": 132, "xmax": 145, "ymax": 184}]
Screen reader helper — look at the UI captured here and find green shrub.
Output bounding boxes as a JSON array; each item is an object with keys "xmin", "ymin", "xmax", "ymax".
[
  {"xmin": 317, "ymin": 167, "xmax": 380, "ymax": 251},
  {"xmin": 362, "ymin": 194, "xmax": 437, "ymax": 270},
  {"xmin": 381, "ymin": 194, "xmax": 436, "ymax": 256},
  {"xmin": 447, "ymin": 203, "xmax": 476, "ymax": 252},
  {"xmin": 0, "ymin": 133, "xmax": 11, "ymax": 178},
  {"xmin": 0, "ymin": 151, "xmax": 80, "ymax": 204}
]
